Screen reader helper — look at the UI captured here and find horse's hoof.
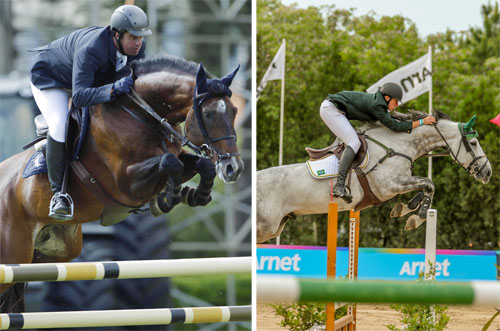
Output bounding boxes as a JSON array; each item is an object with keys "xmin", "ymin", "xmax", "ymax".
[
  {"xmin": 149, "ymin": 198, "xmax": 163, "ymax": 217},
  {"xmin": 405, "ymin": 215, "xmax": 426, "ymax": 231},
  {"xmin": 390, "ymin": 203, "xmax": 405, "ymax": 217}
]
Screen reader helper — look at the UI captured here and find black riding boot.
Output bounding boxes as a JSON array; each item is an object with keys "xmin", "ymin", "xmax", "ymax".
[
  {"xmin": 46, "ymin": 135, "xmax": 73, "ymax": 220},
  {"xmin": 332, "ymin": 146, "xmax": 356, "ymax": 203}
]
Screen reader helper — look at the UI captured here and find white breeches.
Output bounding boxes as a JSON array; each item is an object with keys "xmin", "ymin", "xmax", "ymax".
[
  {"xmin": 319, "ymin": 99, "xmax": 361, "ymax": 153},
  {"xmin": 30, "ymin": 82, "xmax": 71, "ymax": 143}
]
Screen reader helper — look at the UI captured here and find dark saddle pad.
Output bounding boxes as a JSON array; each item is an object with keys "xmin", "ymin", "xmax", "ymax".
[
  {"xmin": 22, "ymin": 107, "xmax": 90, "ymax": 178},
  {"xmin": 305, "ymin": 134, "xmax": 368, "ymax": 169},
  {"xmin": 22, "ymin": 150, "xmax": 48, "ymax": 178}
]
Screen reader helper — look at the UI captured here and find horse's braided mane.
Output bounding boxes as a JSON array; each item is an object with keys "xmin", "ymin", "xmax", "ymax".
[
  {"xmin": 131, "ymin": 53, "xmax": 200, "ymax": 77},
  {"xmin": 358, "ymin": 109, "xmax": 452, "ymax": 132}
]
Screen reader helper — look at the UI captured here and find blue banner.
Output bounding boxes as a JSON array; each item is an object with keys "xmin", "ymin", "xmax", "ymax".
[{"xmin": 257, "ymin": 245, "xmax": 499, "ymax": 281}]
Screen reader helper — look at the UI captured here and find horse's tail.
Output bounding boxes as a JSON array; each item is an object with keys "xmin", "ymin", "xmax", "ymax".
[{"xmin": 0, "ymin": 283, "xmax": 26, "ymax": 313}]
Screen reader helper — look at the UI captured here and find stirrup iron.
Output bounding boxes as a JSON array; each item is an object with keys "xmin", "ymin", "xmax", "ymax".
[{"xmin": 49, "ymin": 192, "xmax": 74, "ymax": 221}]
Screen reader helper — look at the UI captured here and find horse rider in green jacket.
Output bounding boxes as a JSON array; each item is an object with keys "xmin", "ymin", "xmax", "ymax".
[{"xmin": 322, "ymin": 82, "xmax": 436, "ymax": 203}]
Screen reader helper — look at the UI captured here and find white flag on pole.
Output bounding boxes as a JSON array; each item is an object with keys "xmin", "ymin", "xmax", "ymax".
[
  {"xmin": 257, "ymin": 41, "xmax": 285, "ymax": 101},
  {"xmin": 367, "ymin": 50, "xmax": 432, "ymax": 104}
]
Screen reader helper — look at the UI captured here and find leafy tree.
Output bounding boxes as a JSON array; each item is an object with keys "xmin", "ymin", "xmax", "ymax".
[{"xmin": 257, "ymin": 0, "xmax": 500, "ymax": 249}]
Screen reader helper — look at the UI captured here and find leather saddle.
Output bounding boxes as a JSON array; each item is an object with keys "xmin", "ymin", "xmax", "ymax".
[
  {"xmin": 305, "ymin": 134, "xmax": 383, "ymax": 211},
  {"xmin": 306, "ymin": 134, "xmax": 368, "ymax": 169}
]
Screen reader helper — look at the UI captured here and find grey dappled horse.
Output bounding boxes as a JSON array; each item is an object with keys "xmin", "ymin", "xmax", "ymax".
[{"xmin": 257, "ymin": 111, "xmax": 492, "ymax": 243}]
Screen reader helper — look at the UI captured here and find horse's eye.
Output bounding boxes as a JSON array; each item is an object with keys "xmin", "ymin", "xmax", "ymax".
[
  {"xmin": 203, "ymin": 111, "xmax": 215, "ymax": 120},
  {"xmin": 470, "ymin": 140, "xmax": 477, "ymax": 147}
]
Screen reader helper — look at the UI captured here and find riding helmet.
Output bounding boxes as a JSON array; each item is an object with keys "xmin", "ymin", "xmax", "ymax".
[
  {"xmin": 110, "ymin": 5, "xmax": 152, "ymax": 36},
  {"xmin": 380, "ymin": 82, "xmax": 403, "ymax": 102}
]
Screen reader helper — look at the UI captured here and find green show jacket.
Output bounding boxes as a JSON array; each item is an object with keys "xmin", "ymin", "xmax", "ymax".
[{"xmin": 327, "ymin": 90, "xmax": 412, "ymax": 133}]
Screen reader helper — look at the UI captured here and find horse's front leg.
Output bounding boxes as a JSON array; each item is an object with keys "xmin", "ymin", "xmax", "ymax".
[
  {"xmin": 178, "ymin": 153, "xmax": 216, "ymax": 207},
  {"xmin": 382, "ymin": 175, "xmax": 434, "ymax": 231},
  {"xmin": 126, "ymin": 153, "xmax": 184, "ymax": 214}
]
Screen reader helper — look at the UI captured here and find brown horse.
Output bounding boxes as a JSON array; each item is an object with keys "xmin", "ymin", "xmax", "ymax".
[{"xmin": 0, "ymin": 54, "xmax": 243, "ymax": 312}]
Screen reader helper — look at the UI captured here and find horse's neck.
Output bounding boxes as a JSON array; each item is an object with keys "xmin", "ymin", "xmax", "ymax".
[
  {"xmin": 135, "ymin": 72, "xmax": 196, "ymax": 124},
  {"xmin": 402, "ymin": 120, "xmax": 458, "ymax": 158},
  {"xmin": 368, "ymin": 121, "xmax": 457, "ymax": 160}
]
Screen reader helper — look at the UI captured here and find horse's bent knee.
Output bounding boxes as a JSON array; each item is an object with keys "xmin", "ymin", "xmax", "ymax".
[{"xmin": 160, "ymin": 153, "xmax": 184, "ymax": 179}]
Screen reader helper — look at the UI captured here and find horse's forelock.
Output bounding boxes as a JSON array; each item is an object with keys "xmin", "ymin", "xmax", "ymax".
[{"xmin": 206, "ymin": 80, "xmax": 232, "ymax": 98}]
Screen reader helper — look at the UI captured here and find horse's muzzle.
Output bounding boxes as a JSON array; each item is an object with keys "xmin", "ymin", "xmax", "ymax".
[
  {"xmin": 473, "ymin": 158, "xmax": 492, "ymax": 184},
  {"xmin": 216, "ymin": 156, "xmax": 244, "ymax": 183}
]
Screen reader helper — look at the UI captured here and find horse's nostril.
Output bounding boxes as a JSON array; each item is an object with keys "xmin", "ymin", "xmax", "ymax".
[
  {"xmin": 226, "ymin": 164, "xmax": 234, "ymax": 178},
  {"xmin": 486, "ymin": 169, "xmax": 491, "ymax": 178}
]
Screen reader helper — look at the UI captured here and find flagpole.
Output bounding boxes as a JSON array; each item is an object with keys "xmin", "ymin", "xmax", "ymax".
[
  {"xmin": 277, "ymin": 39, "xmax": 286, "ymax": 246},
  {"xmin": 428, "ymin": 45, "xmax": 433, "ymax": 180},
  {"xmin": 278, "ymin": 39, "xmax": 286, "ymax": 167}
]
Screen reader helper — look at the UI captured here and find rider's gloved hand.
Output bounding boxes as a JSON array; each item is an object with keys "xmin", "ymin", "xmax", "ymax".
[{"xmin": 111, "ymin": 76, "xmax": 134, "ymax": 97}]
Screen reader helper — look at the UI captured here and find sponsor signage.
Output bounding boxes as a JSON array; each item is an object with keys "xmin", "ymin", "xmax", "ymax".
[{"xmin": 257, "ymin": 245, "xmax": 499, "ymax": 281}]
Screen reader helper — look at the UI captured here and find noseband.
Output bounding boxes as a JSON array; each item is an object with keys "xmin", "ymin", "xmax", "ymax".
[{"xmin": 433, "ymin": 123, "xmax": 489, "ymax": 177}]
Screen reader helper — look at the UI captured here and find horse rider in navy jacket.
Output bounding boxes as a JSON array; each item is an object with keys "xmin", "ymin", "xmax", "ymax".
[{"xmin": 29, "ymin": 5, "xmax": 152, "ymax": 221}]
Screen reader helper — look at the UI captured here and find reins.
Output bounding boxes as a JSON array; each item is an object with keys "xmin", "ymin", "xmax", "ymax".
[
  {"xmin": 123, "ymin": 88, "xmax": 238, "ymax": 162},
  {"xmin": 125, "ymin": 88, "xmax": 203, "ymax": 154},
  {"xmin": 433, "ymin": 123, "xmax": 489, "ymax": 177}
]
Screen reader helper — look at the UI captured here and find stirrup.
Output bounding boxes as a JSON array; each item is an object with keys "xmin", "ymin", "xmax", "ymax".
[
  {"xmin": 332, "ymin": 187, "xmax": 353, "ymax": 203},
  {"xmin": 49, "ymin": 192, "xmax": 74, "ymax": 221}
]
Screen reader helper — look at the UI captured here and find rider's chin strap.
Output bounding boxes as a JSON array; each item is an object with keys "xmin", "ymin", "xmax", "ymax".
[{"xmin": 113, "ymin": 30, "xmax": 126, "ymax": 56}]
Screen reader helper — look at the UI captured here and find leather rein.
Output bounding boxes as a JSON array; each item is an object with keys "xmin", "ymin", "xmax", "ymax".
[
  {"xmin": 121, "ymin": 88, "xmax": 238, "ymax": 162},
  {"xmin": 361, "ymin": 121, "xmax": 489, "ymax": 178},
  {"xmin": 433, "ymin": 123, "xmax": 489, "ymax": 178}
]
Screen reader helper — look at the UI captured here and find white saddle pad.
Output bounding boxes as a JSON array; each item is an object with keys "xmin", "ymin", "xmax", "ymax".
[{"xmin": 306, "ymin": 152, "xmax": 369, "ymax": 179}]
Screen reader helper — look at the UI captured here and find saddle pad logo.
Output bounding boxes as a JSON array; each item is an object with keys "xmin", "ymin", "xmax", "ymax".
[
  {"xmin": 317, "ymin": 169, "xmax": 326, "ymax": 176},
  {"xmin": 22, "ymin": 150, "xmax": 48, "ymax": 178}
]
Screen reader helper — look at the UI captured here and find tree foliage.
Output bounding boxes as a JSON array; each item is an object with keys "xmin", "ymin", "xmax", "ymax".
[{"xmin": 257, "ymin": 0, "xmax": 500, "ymax": 249}]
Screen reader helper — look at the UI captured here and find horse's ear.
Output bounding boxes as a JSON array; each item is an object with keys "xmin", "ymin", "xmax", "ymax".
[
  {"xmin": 463, "ymin": 114, "xmax": 477, "ymax": 131},
  {"xmin": 196, "ymin": 63, "xmax": 208, "ymax": 94},
  {"xmin": 221, "ymin": 64, "xmax": 240, "ymax": 87}
]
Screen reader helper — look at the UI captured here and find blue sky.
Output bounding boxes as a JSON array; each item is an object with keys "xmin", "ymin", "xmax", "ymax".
[{"xmin": 281, "ymin": 0, "xmax": 487, "ymax": 37}]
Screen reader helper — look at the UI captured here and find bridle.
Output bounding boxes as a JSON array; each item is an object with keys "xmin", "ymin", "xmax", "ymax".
[
  {"xmin": 122, "ymin": 88, "xmax": 238, "ymax": 163},
  {"xmin": 433, "ymin": 122, "xmax": 489, "ymax": 178},
  {"xmin": 189, "ymin": 91, "xmax": 240, "ymax": 162}
]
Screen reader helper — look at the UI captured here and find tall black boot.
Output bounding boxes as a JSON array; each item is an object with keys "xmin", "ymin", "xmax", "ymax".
[
  {"xmin": 46, "ymin": 135, "xmax": 73, "ymax": 220},
  {"xmin": 332, "ymin": 146, "xmax": 356, "ymax": 203}
]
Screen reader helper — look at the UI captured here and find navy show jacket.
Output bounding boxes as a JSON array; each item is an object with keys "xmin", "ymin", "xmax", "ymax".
[{"xmin": 29, "ymin": 26, "xmax": 146, "ymax": 108}]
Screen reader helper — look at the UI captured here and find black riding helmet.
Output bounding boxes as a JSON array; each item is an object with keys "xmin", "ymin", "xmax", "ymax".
[
  {"xmin": 110, "ymin": 5, "xmax": 152, "ymax": 36},
  {"xmin": 380, "ymin": 82, "xmax": 403, "ymax": 104}
]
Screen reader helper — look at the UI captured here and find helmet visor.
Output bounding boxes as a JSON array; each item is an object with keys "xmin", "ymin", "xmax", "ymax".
[{"xmin": 128, "ymin": 28, "xmax": 152, "ymax": 36}]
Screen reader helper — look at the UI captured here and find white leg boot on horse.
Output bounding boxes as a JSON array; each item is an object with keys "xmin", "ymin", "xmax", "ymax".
[
  {"xmin": 46, "ymin": 135, "xmax": 73, "ymax": 221},
  {"xmin": 332, "ymin": 146, "xmax": 356, "ymax": 203}
]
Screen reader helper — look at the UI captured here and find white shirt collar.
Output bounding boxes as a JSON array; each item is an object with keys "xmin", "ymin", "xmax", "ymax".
[{"xmin": 116, "ymin": 50, "xmax": 127, "ymax": 71}]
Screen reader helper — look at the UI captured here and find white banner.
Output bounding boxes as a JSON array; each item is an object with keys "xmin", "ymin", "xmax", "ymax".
[
  {"xmin": 256, "ymin": 41, "xmax": 285, "ymax": 100},
  {"xmin": 367, "ymin": 51, "xmax": 432, "ymax": 104}
]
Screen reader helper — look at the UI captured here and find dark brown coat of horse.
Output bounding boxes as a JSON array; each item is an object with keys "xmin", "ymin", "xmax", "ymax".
[{"xmin": 0, "ymin": 55, "xmax": 243, "ymax": 312}]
